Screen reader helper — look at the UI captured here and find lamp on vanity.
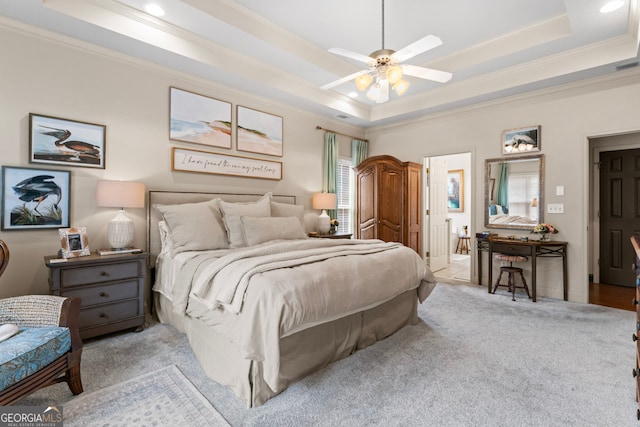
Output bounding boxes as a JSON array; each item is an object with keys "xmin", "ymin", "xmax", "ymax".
[
  {"xmin": 96, "ymin": 180, "xmax": 145, "ymax": 251},
  {"xmin": 312, "ymin": 192, "xmax": 336, "ymax": 234}
]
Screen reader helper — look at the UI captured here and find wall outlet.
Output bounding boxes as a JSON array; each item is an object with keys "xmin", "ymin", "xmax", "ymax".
[{"xmin": 547, "ymin": 203, "xmax": 564, "ymax": 214}]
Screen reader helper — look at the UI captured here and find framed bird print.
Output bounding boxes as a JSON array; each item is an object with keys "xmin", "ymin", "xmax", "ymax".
[
  {"xmin": 1, "ymin": 166, "xmax": 71, "ymax": 230},
  {"xmin": 29, "ymin": 113, "xmax": 106, "ymax": 169}
]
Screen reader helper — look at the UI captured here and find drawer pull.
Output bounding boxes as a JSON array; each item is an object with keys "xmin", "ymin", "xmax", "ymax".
[
  {"xmin": 100, "ymin": 271, "xmax": 109, "ymax": 277},
  {"xmin": 99, "ymin": 313, "xmax": 107, "ymax": 318},
  {"xmin": 633, "ymin": 299, "xmax": 640, "ymax": 306},
  {"xmin": 100, "ymin": 292, "xmax": 108, "ymax": 297}
]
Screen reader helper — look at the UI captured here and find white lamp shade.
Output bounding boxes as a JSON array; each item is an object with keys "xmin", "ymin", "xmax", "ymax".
[
  {"xmin": 312, "ymin": 193, "xmax": 336, "ymax": 234},
  {"xmin": 312, "ymin": 192, "xmax": 336, "ymax": 210},
  {"xmin": 96, "ymin": 180, "xmax": 144, "ymax": 250},
  {"xmin": 96, "ymin": 180, "xmax": 145, "ymax": 208}
]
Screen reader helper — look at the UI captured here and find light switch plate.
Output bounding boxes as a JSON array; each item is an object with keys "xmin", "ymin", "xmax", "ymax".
[
  {"xmin": 556, "ymin": 185, "xmax": 564, "ymax": 196},
  {"xmin": 547, "ymin": 203, "xmax": 564, "ymax": 214}
]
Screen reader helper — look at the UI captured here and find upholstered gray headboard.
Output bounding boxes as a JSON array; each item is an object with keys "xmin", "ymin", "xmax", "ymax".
[{"xmin": 147, "ymin": 191, "xmax": 296, "ymax": 265}]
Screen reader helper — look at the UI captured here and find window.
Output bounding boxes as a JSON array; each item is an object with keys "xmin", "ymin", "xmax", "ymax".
[
  {"xmin": 336, "ymin": 158, "xmax": 354, "ymax": 234},
  {"xmin": 507, "ymin": 172, "xmax": 539, "ymax": 221}
]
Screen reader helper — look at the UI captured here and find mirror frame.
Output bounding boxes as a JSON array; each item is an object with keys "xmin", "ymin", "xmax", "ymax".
[{"xmin": 484, "ymin": 153, "xmax": 545, "ymax": 230}]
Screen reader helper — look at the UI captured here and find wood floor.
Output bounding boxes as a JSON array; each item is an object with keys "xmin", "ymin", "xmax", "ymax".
[{"xmin": 589, "ymin": 282, "xmax": 634, "ymax": 311}]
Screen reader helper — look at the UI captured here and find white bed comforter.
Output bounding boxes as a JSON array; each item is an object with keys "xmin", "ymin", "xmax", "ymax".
[{"xmin": 168, "ymin": 238, "xmax": 435, "ymax": 391}]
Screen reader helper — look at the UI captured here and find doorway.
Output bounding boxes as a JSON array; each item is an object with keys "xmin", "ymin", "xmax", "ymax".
[
  {"xmin": 589, "ymin": 133, "xmax": 640, "ymax": 308},
  {"xmin": 424, "ymin": 152, "xmax": 472, "ymax": 282}
]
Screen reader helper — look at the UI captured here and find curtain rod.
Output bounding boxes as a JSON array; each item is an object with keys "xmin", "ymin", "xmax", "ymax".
[{"xmin": 315, "ymin": 126, "xmax": 368, "ymax": 142}]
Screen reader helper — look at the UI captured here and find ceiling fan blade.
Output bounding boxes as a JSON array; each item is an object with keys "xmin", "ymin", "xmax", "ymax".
[
  {"xmin": 321, "ymin": 70, "xmax": 370, "ymax": 90},
  {"xmin": 402, "ymin": 64, "xmax": 452, "ymax": 83},
  {"xmin": 328, "ymin": 47, "xmax": 374, "ymax": 65},
  {"xmin": 391, "ymin": 35, "xmax": 443, "ymax": 63},
  {"xmin": 377, "ymin": 80, "xmax": 389, "ymax": 104}
]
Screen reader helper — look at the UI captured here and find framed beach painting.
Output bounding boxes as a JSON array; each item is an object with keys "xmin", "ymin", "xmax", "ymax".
[
  {"xmin": 169, "ymin": 87, "xmax": 232, "ymax": 149},
  {"xmin": 447, "ymin": 169, "xmax": 464, "ymax": 212},
  {"xmin": 502, "ymin": 125, "xmax": 540, "ymax": 154},
  {"xmin": 30, "ymin": 113, "xmax": 106, "ymax": 169},
  {"xmin": 236, "ymin": 106, "xmax": 283, "ymax": 157},
  {"xmin": 1, "ymin": 166, "xmax": 71, "ymax": 230}
]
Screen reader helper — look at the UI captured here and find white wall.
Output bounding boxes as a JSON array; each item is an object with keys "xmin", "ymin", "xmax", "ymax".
[
  {"xmin": 366, "ymin": 70, "xmax": 640, "ymax": 303},
  {"xmin": 0, "ymin": 23, "xmax": 364, "ymax": 298}
]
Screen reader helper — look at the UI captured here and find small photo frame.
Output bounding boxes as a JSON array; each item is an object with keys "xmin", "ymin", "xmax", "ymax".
[
  {"xmin": 1, "ymin": 166, "xmax": 71, "ymax": 230},
  {"xmin": 30, "ymin": 113, "xmax": 106, "ymax": 169},
  {"xmin": 169, "ymin": 87, "xmax": 232, "ymax": 149},
  {"xmin": 59, "ymin": 227, "xmax": 90, "ymax": 258},
  {"xmin": 447, "ymin": 169, "xmax": 464, "ymax": 212},
  {"xmin": 236, "ymin": 106, "xmax": 283, "ymax": 157},
  {"xmin": 502, "ymin": 125, "xmax": 540, "ymax": 154}
]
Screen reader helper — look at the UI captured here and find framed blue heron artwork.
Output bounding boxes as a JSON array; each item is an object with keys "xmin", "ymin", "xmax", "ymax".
[
  {"xmin": 29, "ymin": 113, "xmax": 106, "ymax": 169},
  {"xmin": 1, "ymin": 166, "xmax": 71, "ymax": 230}
]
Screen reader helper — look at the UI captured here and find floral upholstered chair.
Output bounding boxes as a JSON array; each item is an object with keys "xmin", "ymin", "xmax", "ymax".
[{"xmin": 0, "ymin": 239, "xmax": 83, "ymax": 405}]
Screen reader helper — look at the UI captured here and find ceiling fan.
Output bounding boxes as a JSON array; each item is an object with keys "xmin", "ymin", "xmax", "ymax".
[{"xmin": 321, "ymin": 0, "xmax": 452, "ymax": 103}]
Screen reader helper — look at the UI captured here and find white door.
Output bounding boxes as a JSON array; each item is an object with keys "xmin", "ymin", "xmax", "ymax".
[{"xmin": 424, "ymin": 157, "xmax": 449, "ymax": 271}]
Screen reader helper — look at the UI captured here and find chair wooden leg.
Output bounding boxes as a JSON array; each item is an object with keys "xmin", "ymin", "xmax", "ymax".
[
  {"xmin": 508, "ymin": 273, "xmax": 516, "ymax": 301},
  {"xmin": 519, "ymin": 271, "xmax": 531, "ymax": 299},
  {"xmin": 66, "ymin": 364, "xmax": 83, "ymax": 395},
  {"xmin": 492, "ymin": 271, "xmax": 504, "ymax": 294}
]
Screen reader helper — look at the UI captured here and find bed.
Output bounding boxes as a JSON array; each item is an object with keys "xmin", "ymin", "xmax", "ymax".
[{"xmin": 148, "ymin": 191, "xmax": 436, "ymax": 407}]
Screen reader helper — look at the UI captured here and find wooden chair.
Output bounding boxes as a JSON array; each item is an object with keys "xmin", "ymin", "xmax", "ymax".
[
  {"xmin": 491, "ymin": 254, "xmax": 531, "ymax": 301},
  {"xmin": 0, "ymin": 239, "xmax": 83, "ymax": 405}
]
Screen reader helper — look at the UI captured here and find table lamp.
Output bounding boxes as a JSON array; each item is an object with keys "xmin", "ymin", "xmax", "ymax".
[
  {"xmin": 96, "ymin": 180, "xmax": 145, "ymax": 250},
  {"xmin": 312, "ymin": 192, "xmax": 336, "ymax": 234}
]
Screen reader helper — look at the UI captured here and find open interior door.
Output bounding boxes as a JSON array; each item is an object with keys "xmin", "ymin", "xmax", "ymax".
[{"xmin": 425, "ymin": 157, "xmax": 449, "ymax": 272}]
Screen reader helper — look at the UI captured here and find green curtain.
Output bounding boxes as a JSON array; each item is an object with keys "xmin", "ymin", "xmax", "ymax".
[
  {"xmin": 323, "ymin": 132, "xmax": 338, "ymax": 218},
  {"xmin": 351, "ymin": 139, "xmax": 368, "ymax": 167},
  {"xmin": 497, "ymin": 162, "xmax": 509, "ymax": 208}
]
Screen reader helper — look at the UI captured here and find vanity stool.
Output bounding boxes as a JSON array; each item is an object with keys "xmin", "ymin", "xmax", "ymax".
[{"xmin": 492, "ymin": 255, "xmax": 531, "ymax": 301}]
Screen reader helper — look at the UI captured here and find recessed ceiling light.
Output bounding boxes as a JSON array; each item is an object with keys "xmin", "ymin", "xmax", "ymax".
[
  {"xmin": 144, "ymin": 3, "xmax": 165, "ymax": 17},
  {"xmin": 348, "ymin": 92, "xmax": 358, "ymax": 98},
  {"xmin": 600, "ymin": 0, "xmax": 624, "ymax": 13}
]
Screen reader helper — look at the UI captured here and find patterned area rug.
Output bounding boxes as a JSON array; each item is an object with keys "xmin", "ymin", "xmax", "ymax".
[{"xmin": 63, "ymin": 365, "xmax": 229, "ymax": 426}]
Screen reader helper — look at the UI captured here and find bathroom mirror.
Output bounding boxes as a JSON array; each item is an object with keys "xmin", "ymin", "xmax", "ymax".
[{"xmin": 485, "ymin": 154, "xmax": 544, "ymax": 230}]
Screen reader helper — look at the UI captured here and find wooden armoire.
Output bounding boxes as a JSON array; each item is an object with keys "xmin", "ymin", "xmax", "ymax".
[{"xmin": 354, "ymin": 155, "xmax": 422, "ymax": 254}]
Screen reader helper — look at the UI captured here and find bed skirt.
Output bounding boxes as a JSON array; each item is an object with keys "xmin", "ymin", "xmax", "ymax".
[{"xmin": 154, "ymin": 289, "xmax": 420, "ymax": 407}]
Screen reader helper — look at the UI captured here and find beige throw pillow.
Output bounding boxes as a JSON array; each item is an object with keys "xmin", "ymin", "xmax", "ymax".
[
  {"xmin": 241, "ymin": 216, "xmax": 307, "ymax": 246},
  {"xmin": 154, "ymin": 198, "xmax": 228, "ymax": 254},
  {"xmin": 219, "ymin": 193, "xmax": 272, "ymax": 248},
  {"xmin": 270, "ymin": 201, "xmax": 304, "ymax": 227}
]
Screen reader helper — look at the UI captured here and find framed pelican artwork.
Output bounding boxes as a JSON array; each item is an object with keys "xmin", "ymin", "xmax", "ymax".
[
  {"xmin": 1, "ymin": 166, "xmax": 71, "ymax": 230},
  {"xmin": 29, "ymin": 113, "xmax": 106, "ymax": 169}
]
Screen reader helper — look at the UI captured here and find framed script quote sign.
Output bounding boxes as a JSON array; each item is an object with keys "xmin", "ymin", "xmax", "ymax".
[{"xmin": 171, "ymin": 147, "xmax": 282, "ymax": 180}]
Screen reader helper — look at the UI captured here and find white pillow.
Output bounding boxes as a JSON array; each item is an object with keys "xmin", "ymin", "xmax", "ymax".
[
  {"xmin": 0, "ymin": 323, "xmax": 18, "ymax": 342},
  {"xmin": 154, "ymin": 198, "xmax": 228, "ymax": 254},
  {"xmin": 219, "ymin": 193, "xmax": 272, "ymax": 248},
  {"xmin": 241, "ymin": 216, "xmax": 307, "ymax": 246},
  {"xmin": 271, "ymin": 201, "xmax": 304, "ymax": 227},
  {"xmin": 157, "ymin": 221, "xmax": 174, "ymax": 255}
]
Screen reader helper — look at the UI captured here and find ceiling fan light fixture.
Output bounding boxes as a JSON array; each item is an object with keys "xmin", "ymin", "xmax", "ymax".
[
  {"xmin": 385, "ymin": 65, "xmax": 403, "ymax": 84},
  {"xmin": 355, "ymin": 74, "xmax": 373, "ymax": 91},
  {"xmin": 393, "ymin": 80, "xmax": 410, "ymax": 96},
  {"xmin": 366, "ymin": 83, "xmax": 381, "ymax": 101}
]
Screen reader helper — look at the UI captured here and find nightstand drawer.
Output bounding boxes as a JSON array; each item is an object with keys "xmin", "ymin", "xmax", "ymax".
[
  {"xmin": 61, "ymin": 261, "xmax": 140, "ymax": 287},
  {"xmin": 79, "ymin": 299, "xmax": 141, "ymax": 329},
  {"xmin": 62, "ymin": 280, "xmax": 139, "ymax": 306}
]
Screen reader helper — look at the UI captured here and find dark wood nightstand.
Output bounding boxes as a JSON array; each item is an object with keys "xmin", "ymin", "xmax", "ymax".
[
  {"xmin": 309, "ymin": 232, "xmax": 353, "ymax": 239},
  {"xmin": 45, "ymin": 252, "xmax": 147, "ymax": 339}
]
